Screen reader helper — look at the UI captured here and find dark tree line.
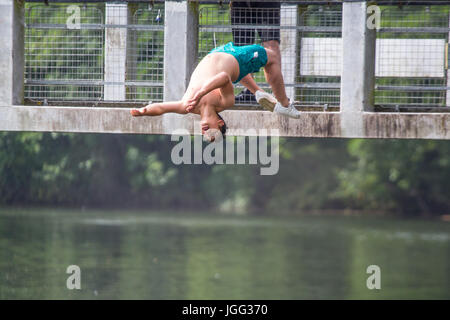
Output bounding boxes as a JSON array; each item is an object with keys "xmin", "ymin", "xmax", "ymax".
[{"xmin": 1, "ymin": 132, "xmax": 449, "ymax": 217}]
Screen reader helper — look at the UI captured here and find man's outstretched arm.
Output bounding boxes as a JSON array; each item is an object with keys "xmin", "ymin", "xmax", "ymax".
[{"xmin": 130, "ymin": 101, "xmax": 187, "ymax": 117}]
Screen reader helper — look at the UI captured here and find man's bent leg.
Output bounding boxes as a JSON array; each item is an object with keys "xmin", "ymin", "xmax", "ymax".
[{"xmin": 264, "ymin": 47, "xmax": 300, "ymax": 118}]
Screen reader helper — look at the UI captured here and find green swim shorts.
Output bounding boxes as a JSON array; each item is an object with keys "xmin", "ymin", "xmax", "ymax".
[{"xmin": 209, "ymin": 42, "xmax": 268, "ymax": 83}]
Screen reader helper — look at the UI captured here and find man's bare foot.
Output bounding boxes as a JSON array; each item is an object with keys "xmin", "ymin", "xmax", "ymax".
[{"xmin": 130, "ymin": 107, "xmax": 145, "ymax": 116}]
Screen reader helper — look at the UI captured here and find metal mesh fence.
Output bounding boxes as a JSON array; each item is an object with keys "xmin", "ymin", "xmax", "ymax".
[
  {"xmin": 23, "ymin": 1, "xmax": 450, "ymax": 111},
  {"xmin": 24, "ymin": 1, "xmax": 164, "ymax": 104},
  {"xmin": 375, "ymin": 5, "xmax": 450, "ymax": 110},
  {"xmin": 25, "ymin": 3, "xmax": 104, "ymax": 102},
  {"xmin": 198, "ymin": 3, "xmax": 342, "ymax": 109},
  {"xmin": 126, "ymin": 3, "xmax": 164, "ymax": 102},
  {"xmin": 296, "ymin": 6, "xmax": 342, "ymax": 108}
]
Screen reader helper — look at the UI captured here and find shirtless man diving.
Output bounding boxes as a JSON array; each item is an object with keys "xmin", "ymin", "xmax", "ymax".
[{"xmin": 130, "ymin": 42, "xmax": 300, "ymax": 142}]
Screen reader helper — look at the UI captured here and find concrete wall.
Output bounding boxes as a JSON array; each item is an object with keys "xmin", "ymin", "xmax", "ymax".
[{"xmin": 1, "ymin": 106, "xmax": 449, "ymax": 140}]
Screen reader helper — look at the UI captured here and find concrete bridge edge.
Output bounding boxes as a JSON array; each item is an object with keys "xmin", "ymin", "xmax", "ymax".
[{"xmin": 0, "ymin": 106, "xmax": 448, "ymax": 140}]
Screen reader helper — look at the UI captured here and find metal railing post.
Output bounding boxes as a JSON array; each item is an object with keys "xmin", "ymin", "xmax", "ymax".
[
  {"xmin": 340, "ymin": 1, "xmax": 376, "ymax": 136},
  {"xmin": 104, "ymin": 2, "xmax": 128, "ymax": 101},
  {"xmin": 280, "ymin": 3, "xmax": 299, "ymax": 101},
  {"xmin": 0, "ymin": 0, "xmax": 24, "ymax": 106}
]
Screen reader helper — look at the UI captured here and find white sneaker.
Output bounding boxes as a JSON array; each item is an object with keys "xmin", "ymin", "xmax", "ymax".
[
  {"xmin": 274, "ymin": 100, "xmax": 301, "ymax": 119},
  {"xmin": 255, "ymin": 90, "xmax": 277, "ymax": 112}
]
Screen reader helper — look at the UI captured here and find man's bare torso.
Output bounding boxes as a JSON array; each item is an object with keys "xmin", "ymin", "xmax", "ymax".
[{"xmin": 182, "ymin": 52, "xmax": 238, "ymax": 114}]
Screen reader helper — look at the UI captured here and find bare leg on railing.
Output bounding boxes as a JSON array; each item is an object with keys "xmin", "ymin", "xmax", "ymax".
[
  {"xmin": 263, "ymin": 44, "xmax": 290, "ymax": 108},
  {"xmin": 263, "ymin": 43, "xmax": 300, "ymax": 118}
]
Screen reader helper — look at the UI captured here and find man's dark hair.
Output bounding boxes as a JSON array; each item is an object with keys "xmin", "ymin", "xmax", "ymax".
[{"xmin": 217, "ymin": 113, "xmax": 227, "ymax": 136}]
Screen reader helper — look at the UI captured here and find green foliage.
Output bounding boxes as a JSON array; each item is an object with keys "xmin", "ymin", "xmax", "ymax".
[
  {"xmin": 2, "ymin": 132, "xmax": 448, "ymax": 216},
  {"xmin": 337, "ymin": 139, "xmax": 450, "ymax": 216}
]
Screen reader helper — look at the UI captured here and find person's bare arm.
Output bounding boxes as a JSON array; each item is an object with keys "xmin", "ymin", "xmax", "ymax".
[
  {"xmin": 220, "ymin": 73, "xmax": 235, "ymax": 98},
  {"xmin": 186, "ymin": 72, "xmax": 232, "ymax": 109},
  {"xmin": 130, "ymin": 101, "xmax": 187, "ymax": 116}
]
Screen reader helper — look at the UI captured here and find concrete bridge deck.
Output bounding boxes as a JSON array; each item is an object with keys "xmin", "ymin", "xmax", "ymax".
[{"xmin": 1, "ymin": 105, "xmax": 448, "ymax": 140}]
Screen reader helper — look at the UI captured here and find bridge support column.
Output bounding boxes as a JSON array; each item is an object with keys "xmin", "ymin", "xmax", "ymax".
[
  {"xmin": 162, "ymin": 0, "xmax": 199, "ymax": 134},
  {"xmin": 163, "ymin": 0, "xmax": 198, "ymax": 101},
  {"xmin": 340, "ymin": 2, "xmax": 376, "ymax": 137},
  {"xmin": 0, "ymin": 0, "xmax": 24, "ymax": 106}
]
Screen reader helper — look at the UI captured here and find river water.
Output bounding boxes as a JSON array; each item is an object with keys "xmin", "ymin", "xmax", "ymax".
[{"xmin": 0, "ymin": 208, "xmax": 449, "ymax": 299}]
